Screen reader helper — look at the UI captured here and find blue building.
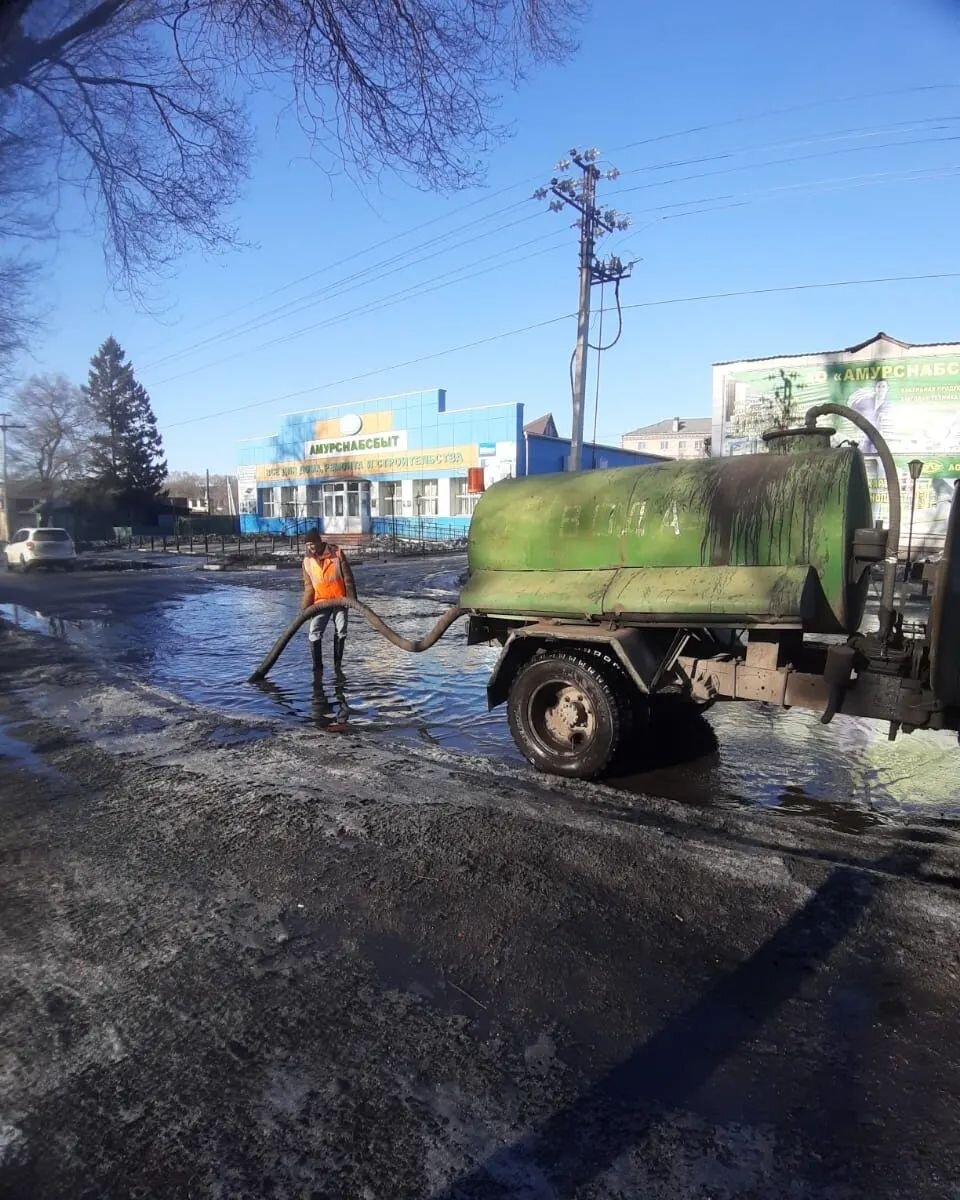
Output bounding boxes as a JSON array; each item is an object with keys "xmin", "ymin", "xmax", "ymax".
[{"xmin": 237, "ymin": 389, "xmax": 660, "ymax": 536}]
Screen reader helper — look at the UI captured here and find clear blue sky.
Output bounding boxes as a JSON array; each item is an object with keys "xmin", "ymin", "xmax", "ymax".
[{"xmin": 17, "ymin": 0, "xmax": 960, "ymax": 472}]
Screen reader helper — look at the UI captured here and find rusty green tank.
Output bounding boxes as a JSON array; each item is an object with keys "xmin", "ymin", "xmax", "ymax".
[{"xmin": 462, "ymin": 446, "xmax": 873, "ymax": 634}]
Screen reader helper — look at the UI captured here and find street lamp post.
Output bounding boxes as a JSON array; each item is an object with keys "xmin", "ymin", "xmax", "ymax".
[
  {"xmin": 283, "ymin": 501, "xmax": 300, "ymax": 556},
  {"xmin": 904, "ymin": 458, "xmax": 925, "ymax": 582}
]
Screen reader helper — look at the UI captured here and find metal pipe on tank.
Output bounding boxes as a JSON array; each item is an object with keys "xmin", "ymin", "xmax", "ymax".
[{"xmin": 803, "ymin": 402, "xmax": 900, "ymax": 643}]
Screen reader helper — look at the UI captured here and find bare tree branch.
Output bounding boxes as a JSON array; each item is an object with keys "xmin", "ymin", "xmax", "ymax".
[
  {"xmin": 0, "ymin": 2, "xmax": 132, "ymax": 91},
  {"xmin": 0, "ymin": 0, "xmax": 582, "ymax": 368},
  {"xmin": 0, "ymin": 257, "xmax": 38, "ymax": 391},
  {"xmin": 8, "ymin": 372, "xmax": 92, "ymax": 495}
]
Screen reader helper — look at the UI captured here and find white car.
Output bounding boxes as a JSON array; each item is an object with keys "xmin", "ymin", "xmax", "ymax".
[{"xmin": 3, "ymin": 527, "xmax": 77, "ymax": 571}]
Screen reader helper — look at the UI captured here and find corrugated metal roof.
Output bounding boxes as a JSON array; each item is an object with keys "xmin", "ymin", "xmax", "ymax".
[
  {"xmin": 713, "ymin": 331, "xmax": 960, "ymax": 368},
  {"xmin": 623, "ymin": 416, "xmax": 711, "ymax": 438},
  {"xmin": 525, "ymin": 432, "xmax": 669, "ymax": 459}
]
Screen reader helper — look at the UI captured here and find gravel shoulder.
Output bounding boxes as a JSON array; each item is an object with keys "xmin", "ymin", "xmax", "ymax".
[{"xmin": 1, "ymin": 622, "xmax": 959, "ymax": 1199}]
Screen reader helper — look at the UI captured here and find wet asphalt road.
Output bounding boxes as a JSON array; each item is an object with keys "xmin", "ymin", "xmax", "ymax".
[
  {"xmin": 0, "ymin": 628, "xmax": 959, "ymax": 1199},
  {"xmin": 1, "ymin": 554, "xmax": 957, "ymax": 832},
  {"xmin": 1, "ymin": 559, "xmax": 960, "ymax": 1197}
]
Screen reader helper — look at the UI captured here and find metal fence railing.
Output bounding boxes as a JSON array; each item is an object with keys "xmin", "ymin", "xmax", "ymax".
[
  {"xmin": 371, "ymin": 516, "xmax": 469, "ymax": 555},
  {"xmin": 120, "ymin": 530, "xmax": 387, "ymax": 560},
  {"xmin": 79, "ymin": 515, "xmax": 469, "ymax": 560},
  {"xmin": 122, "ymin": 531, "xmax": 300, "ymax": 557}
]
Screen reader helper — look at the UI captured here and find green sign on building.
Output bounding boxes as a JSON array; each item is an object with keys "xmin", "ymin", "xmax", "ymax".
[{"xmin": 714, "ymin": 336, "xmax": 960, "ymax": 551}]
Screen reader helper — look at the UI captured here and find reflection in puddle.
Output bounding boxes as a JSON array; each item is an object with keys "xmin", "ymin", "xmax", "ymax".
[
  {"xmin": 252, "ymin": 676, "xmax": 353, "ymax": 733},
  {"xmin": 603, "ymin": 698, "xmax": 957, "ymax": 833},
  {"xmin": 2, "ymin": 566, "xmax": 959, "ymax": 832},
  {"xmin": 603, "ymin": 702, "xmax": 896, "ymax": 835},
  {"xmin": 0, "ymin": 720, "xmax": 65, "ymax": 781},
  {"xmin": 1, "ymin": 603, "xmax": 103, "ymax": 643},
  {"xmin": 774, "ymin": 785, "xmax": 888, "ymax": 836}
]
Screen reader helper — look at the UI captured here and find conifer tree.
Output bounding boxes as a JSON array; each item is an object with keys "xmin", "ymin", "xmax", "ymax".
[{"xmin": 84, "ymin": 337, "xmax": 167, "ymax": 507}]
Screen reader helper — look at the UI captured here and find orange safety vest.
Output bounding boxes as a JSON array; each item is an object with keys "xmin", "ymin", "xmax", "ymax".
[{"xmin": 303, "ymin": 549, "xmax": 347, "ymax": 602}]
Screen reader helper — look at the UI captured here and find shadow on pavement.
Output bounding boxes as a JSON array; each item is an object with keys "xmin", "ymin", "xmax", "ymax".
[
  {"xmin": 435, "ymin": 847, "xmax": 927, "ymax": 1199},
  {"xmin": 611, "ymin": 698, "xmax": 720, "ymax": 778}
]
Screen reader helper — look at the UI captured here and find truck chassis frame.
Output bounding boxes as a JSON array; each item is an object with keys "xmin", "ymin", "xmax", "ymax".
[{"xmin": 473, "ymin": 616, "xmax": 958, "ymax": 777}]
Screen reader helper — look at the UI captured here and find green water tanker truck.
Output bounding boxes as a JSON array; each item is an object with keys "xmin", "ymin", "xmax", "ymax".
[
  {"xmin": 251, "ymin": 406, "xmax": 959, "ymax": 779},
  {"xmin": 459, "ymin": 406, "xmax": 960, "ymax": 778}
]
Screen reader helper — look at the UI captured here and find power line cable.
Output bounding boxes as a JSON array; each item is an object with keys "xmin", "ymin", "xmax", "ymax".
[
  {"xmin": 165, "ymin": 311, "xmax": 577, "ymax": 429},
  {"xmin": 615, "ymin": 270, "xmax": 960, "ymax": 315},
  {"xmin": 268, "ymin": 230, "xmax": 569, "ymax": 348},
  {"xmin": 737, "ymin": 161, "xmax": 960, "ymax": 200},
  {"xmin": 615, "ymin": 116, "xmax": 960, "ymax": 179},
  {"xmin": 607, "ymin": 133, "xmax": 960, "ymax": 199},
  {"xmin": 609, "ymin": 83, "xmax": 960, "ymax": 153},
  {"xmin": 586, "ymin": 276, "xmax": 627, "ymax": 466},
  {"xmin": 625, "ymin": 202, "xmax": 751, "ymax": 240},
  {"xmin": 150, "ymin": 230, "xmax": 570, "ymax": 387},
  {"xmin": 142, "ymin": 202, "xmax": 538, "ymax": 368},
  {"xmin": 626, "ymin": 163, "xmax": 960, "ymax": 229},
  {"xmin": 143, "ymin": 85, "xmax": 960, "ymax": 358},
  {"xmin": 589, "ymin": 282, "xmax": 605, "ymax": 468},
  {"xmin": 162, "ymin": 270, "xmax": 960, "ymax": 431},
  {"xmin": 164, "ymin": 186, "xmax": 758, "ymax": 386},
  {"xmin": 163, "ymin": 148, "xmax": 830, "ymax": 386},
  {"xmin": 150, "ymin": 167, "xmax": 679, "ymax": 372},
  {"xmin": 588, "ymin": 277, "xmax": 624, "ymax": 351},
  {"xmin": 138, "ymin": 180, "xmax": 537, "ymax": 353},
  {"xmin": 154, "ymin": 123, "xmax": 957, "ymax": 369},
  {"xmin": 595, "ymin": 121, "xmax": 960, "ymax": 237},
  {"xmin": 154, "ymin": 161, "xmax": 960, "ymax": 388}
]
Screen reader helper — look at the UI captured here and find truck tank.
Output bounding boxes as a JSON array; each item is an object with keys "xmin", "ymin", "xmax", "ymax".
[{"xmin": 462, "ymin": 446, "xmax": 873, "ymax": 635}]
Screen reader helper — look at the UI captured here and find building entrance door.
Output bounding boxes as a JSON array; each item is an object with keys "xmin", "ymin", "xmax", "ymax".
[{"xmin": 321, "ymin": 480, "xmax": 371, "ymax": 535}]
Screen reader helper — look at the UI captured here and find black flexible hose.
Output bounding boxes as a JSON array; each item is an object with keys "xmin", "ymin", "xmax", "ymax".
[
  {"xmin": 248, "ymin": 597, "xmax": 466, "ymax": 682},
  {"xmin": 804, "ymin": 402, "xmax": 901, "ymax": 643}
]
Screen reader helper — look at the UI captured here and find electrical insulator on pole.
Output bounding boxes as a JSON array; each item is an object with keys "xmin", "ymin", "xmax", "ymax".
[{"xmin": 534, "ymin": 149, "xmax": 631, "ymax": 472}]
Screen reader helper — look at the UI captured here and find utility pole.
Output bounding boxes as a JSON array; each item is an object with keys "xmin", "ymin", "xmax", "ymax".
[
  {"xmin": 0, "ymin": 412, "xmax": 26, "ymax": 543},
  {"xmin": 205, "ymin": 468, "xmax": 211, "ymax": 514},
  {"xmin": 535, "ymin": 149, "xmax": 631, "ymax": 471},
  {"xmin": 570, "ymin": 160, "xmax": 597, "ymax": 476}
]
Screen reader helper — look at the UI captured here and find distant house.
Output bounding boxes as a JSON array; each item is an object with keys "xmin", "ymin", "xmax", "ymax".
[
  {"xmin": 0, "ymin": 481, "xmax": 44, "ymax": 541},
  {"xmin": 523, "ymin": 413, "xmax": 559, "ymax": 439},
  {"xmin": 523, "ymin": 412, "xmax": 665, "ymax": 473},
  {"xmin": 621, "ymin": 416, "xmax": 712, "ymax": 459}
]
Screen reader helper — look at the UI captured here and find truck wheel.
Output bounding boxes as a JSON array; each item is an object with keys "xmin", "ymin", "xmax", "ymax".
[{"xmin": 507, "ymin": 649, "xmax": 629, "ymax": 779}]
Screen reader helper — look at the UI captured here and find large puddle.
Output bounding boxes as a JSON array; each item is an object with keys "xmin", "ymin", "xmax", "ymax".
[{"xmin": 2, "ymin": 556, "xmax": 958, "ymax": 833}]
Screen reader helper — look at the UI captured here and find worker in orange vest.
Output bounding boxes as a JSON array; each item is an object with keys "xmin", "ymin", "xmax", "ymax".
[{"xmin": 301, "ymin": 528, "xmax": 357, "ymax": 674}]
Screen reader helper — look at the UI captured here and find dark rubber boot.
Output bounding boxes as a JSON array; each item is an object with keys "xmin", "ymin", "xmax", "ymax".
[
  {"xmin": 310, "ymin": 639, "xmax": 323, "ymax": 674},
  {"xmin": 333, "ymin": 635, "xmax": 346, "ymax": 675}
]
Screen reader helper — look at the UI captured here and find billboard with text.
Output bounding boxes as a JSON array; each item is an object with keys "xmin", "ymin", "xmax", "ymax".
[{"xmin": 714, "ymin": 347, "xmax": 960, "ymax": 550}]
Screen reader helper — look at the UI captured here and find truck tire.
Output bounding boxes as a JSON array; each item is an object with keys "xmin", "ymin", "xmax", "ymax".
[{"xmin": 507, "ymin": 649, "xmax": 630, "ymax": 779}]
